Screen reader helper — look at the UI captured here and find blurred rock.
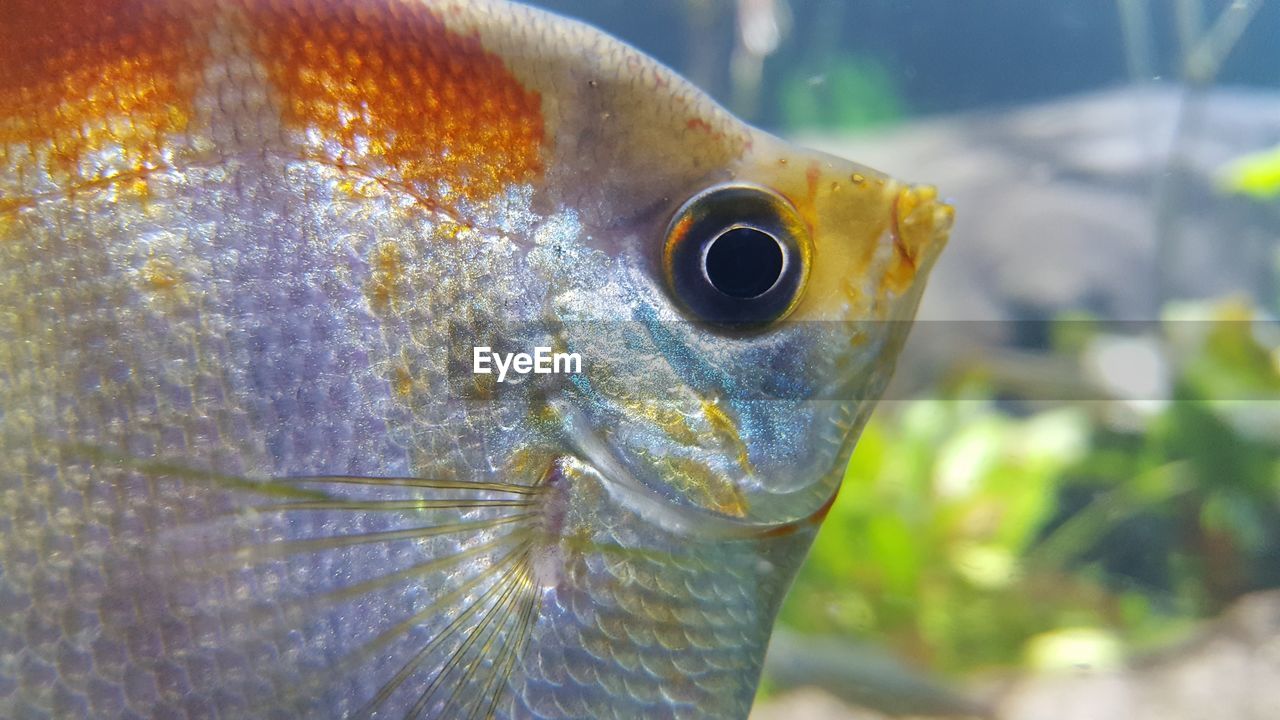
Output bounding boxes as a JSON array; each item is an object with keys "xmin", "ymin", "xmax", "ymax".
[
  {"xmin": 751, "ymin": 688, "xmax": 893, "ymax": 720},
  {"xmin": 760, "ymin": 631, "xmax": 991, "ymax": 718},
  {"xmin": 752, "ymin": 591, "xmax": 1280, "ymax": 720},
  {"xmin": 993, "ymin": 590, "xmax": 1280, "ymax": 720}
]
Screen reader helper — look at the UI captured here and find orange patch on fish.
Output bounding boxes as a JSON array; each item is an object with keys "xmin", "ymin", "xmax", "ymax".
[
  {"xmin": 683, "ymin": 114, "xmax": 741, "ymax": 145},
  {"xmin": 686, "ymin": 117, "xmax": 715, "ymax": 134},
  {"xmin": 0, "ymin": 0, "xmax": 201, "ymax": 202},
  {"xmin": 792, "ymin": 160, "xmax": 825, "ymax": 235},
  {"xmin": 805, "ymin": 162, "xmax": 822, "ymax": 201},
  {"xmin": 250, "ymin": 0, "xmax": 545, "ymax": 211}
]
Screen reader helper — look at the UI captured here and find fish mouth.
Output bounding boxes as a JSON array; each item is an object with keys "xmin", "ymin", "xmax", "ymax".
[
  {"xmin": 549, "ymin": 395, "xmax": 824, "ymax": 541},
  {"xmin": 891, "ymin": 183, "xmax": 954, "ymax": 276}
]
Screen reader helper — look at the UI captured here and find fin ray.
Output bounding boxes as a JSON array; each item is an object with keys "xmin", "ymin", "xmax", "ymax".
[{"xmin": 66, "ymin": 443, "xmax": 549, "ymax": 719}]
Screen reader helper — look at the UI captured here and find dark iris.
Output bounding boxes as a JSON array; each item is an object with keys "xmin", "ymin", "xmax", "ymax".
[
  {"xmin": 663, "ymin": 184, "xmax": 810, "ymax": 328},
  {"xmin": 704, "ymin": 227, "xmax": 784, "ymax": 299}
]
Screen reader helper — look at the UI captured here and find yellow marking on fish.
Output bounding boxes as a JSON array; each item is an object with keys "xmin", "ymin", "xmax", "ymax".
[
  {"xmin": 505, "ymin": 447, "xmax": 558, "ymax": 479},
  {"xmin": 435, "ymin": 220, "xmax": 471, "ymax": 242},
  {"xmin": 650, "ymin": 453, "xmax": 750, "ymax": 518},
  {"xmin": 470, "ymin": 370, "xmax": 498, "ymax": 401},
  {"xmin": 661, "ymin": 413, "xmax": 703, "ymax": 448},
  {"xmin": 700, "ymin": 396, "xmax": 755, "ymax": 475},
  {"xmin": 887, "ymin": 183, "xmax": 953, "ymax": 295},
  {"xmin": 141, "ymin": 255, "xmax": 182, "ymax": 292},
  {"xmin": 391, "ymin": 364, "xmax": 414, "ymax": 399},
  {"xmin": 365, "ymin": 242, "xmax": 405, "ymax": 314},
  {"xmin": 624, "ymin": 401, "xmax": 701, "ymax": 447}
]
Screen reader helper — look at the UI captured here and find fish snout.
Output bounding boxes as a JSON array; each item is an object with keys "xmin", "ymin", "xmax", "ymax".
[{"xmin": 884, "ymin": 183, "xmax": 954, "ymax": 292}]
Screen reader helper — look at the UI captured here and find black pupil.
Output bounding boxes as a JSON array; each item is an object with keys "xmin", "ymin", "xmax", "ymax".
[{"xmin": 703, "ymin": 227, "xmax": 784, "ymax": 299}]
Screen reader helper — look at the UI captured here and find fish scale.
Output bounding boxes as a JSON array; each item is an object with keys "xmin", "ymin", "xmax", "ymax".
[{"xmin": 0, "ymin": 0, "xmax": 951, "ymax": 717}]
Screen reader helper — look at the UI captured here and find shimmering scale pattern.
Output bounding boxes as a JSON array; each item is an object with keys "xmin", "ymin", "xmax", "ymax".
[
  {"xmin": 520, "ymin": 510, "xmax": 810, "ymax": 720},
  {"xmin": 0, "ymin": 0, "xmax": 949, "ymax": 717},
  {"xmin": 0, "ymin": 0, "xmax": 203, "ymax": 211},
  {"xmin": 252, "ymin": 0, "xmax": 546, "ymax": 212}
]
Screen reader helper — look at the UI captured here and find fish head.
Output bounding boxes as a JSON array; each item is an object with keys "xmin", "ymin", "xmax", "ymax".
[{"xmin": 524, "ymin": 55, "xmax": 954, "ymax": 533}]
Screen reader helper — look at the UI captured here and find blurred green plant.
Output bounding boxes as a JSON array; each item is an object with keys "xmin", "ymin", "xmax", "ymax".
[
  {"xmin": 776, "ymin": 299, "xmax": 1280, "ymax": 677},
  {"xmin": 779, "ymin": 54, "xmax": 904, "ymax": 133},
  {"xmin": 1218, "ymin": 144, "xmax": 1280, "ymax": 199}
]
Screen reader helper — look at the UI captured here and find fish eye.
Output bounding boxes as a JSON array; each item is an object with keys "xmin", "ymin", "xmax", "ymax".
[
  {"xmin": 663, "ymin": 184, "xmax": 810, "ymax": 327},
  {"xmin": 704, "ymin": 226, "xmax": 784, "ymax": 298}
]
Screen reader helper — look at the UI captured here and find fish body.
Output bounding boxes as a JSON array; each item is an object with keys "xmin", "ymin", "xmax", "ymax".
[{"xmin": 0, "ymin": 0, "xmax": 952, "ymax": 717}]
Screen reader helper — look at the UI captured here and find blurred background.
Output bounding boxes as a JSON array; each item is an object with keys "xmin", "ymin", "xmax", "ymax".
[{"xmin": 528, "ymin": 2, "xmax": 1280, "ymax": 718}]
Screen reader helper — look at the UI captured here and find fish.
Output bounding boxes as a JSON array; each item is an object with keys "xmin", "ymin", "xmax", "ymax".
[{"xmin": 0, "ymin": 0, "xmax": 953, "ymax": 717}]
